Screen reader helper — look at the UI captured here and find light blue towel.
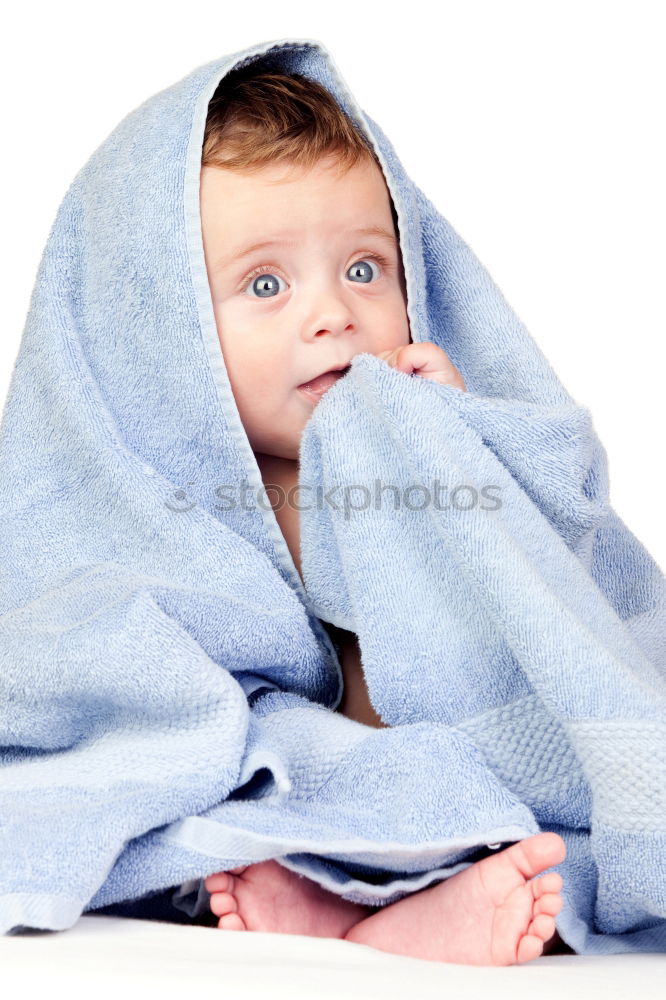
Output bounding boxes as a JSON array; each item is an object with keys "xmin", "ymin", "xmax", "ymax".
[{"xmin": 1, "ymin": 37, "xmax": 664, "ymax": 955}]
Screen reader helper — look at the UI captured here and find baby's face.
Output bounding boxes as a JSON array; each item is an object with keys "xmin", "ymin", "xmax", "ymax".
[{"xmin": 201, "ymin": 153, "xmax": 411, "ymax": 461}]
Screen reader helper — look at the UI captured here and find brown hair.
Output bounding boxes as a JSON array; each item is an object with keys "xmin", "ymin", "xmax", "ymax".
[{"xmin": 201, "ymin": 67, "xmax": 380, "ymax": 179}]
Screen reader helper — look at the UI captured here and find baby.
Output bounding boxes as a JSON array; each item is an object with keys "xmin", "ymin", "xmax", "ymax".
[{"xmin": 198, "ymin": 67, "xmax": 569, "ymax": 965}]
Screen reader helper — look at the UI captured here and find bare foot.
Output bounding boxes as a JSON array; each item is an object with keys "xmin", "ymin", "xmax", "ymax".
[
  {"xmin": 204, "ymin": 861, "xmax": 374, "ymax": 938},
  {"xmin": 345, "ymin": 831, "xmax": 567, "ymax": 965},
  {"xmin": 204, "ymin": 832, "xmax": 567, "ymax": 965}
]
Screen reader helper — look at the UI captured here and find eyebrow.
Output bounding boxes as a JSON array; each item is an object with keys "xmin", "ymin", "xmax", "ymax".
[{"xmin": 212, "ymin": 225, "xmax": 399, "ymax": 274}]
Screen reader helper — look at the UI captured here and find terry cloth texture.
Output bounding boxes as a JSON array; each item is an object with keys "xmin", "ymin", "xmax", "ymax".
[{"xmin": 0, "ymin": 37, "xmax": 664, "ymax": 954}]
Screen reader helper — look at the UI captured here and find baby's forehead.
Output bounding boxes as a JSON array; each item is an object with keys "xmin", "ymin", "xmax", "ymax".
[{"xmin": 200, "ymin": 156, "xmax": 403, "ymax": 276}]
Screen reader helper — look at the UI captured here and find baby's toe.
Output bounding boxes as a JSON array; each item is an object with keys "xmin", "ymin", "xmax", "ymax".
[
  {"xmin": 534, "ymin": 872, "xmax": 562, "ymax": 896},
  {"xmin": 209, "ymin": 891, "xmax": 238, "ymax": 917},
  {"xmin": 534, "ymin": 892, "xmax": 563, "ymax": 918},
  {"xmin": 205, "ymin": 872, "xmax": 234, "ymax": 893},
  {"xmin": 516, "ymin": 933, "xmax": 545, "ymax": 964},
  {"xmin": 218, "ymin": 912, "xmax": 246, "ymax": 931},
  {"xmin": 527, "ymin": 913, "xmax": 555, "ymax": 941}
]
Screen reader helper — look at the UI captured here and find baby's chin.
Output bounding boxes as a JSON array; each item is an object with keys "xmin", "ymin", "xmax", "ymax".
[
  {"xmin": 253, "ymin": 440, "xmax": 302, "ymax": 467},
  {"xmin": 250, "ymin": 392, "xmax": 327, "ymax": 464}
]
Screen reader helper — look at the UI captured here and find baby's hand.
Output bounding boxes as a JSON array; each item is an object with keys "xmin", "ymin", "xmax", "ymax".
[{"xmin": 375, "ymin": 342, "xmax": 466, "ymax": 392}]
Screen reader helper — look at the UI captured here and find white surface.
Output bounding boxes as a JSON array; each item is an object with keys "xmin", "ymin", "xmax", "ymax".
[{"xmin": 1, "ymin": 916, "xmax": 664, "ymax": 1000}]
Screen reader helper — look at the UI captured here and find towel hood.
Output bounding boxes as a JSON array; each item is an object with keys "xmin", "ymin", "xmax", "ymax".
[{"xmin": 6, "ymin": 36, "xmax": 576, "ymax": 603}]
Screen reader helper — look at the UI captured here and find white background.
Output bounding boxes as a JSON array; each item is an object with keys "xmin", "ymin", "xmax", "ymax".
[{"xmin": 2, "ymin": 0, "xmax": 664, "ymax": 568}]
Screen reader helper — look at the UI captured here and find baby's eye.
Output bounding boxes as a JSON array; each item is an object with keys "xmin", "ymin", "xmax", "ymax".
[
  {"xmin": 243, "ymin": 269, "xmax": 288, "ymax": 299},
  {"xmin": 347, "ymin": 258, "xmax": 382, "ymax": 283}
]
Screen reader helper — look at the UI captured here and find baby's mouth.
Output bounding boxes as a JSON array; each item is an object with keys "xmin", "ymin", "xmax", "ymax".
[{"xmin": 297, "ymin": 366, "xmax": 351, "ymax": 401}]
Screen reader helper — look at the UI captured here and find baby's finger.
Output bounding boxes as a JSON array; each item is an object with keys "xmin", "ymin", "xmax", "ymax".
[
  {"xmin": 376, "ymin": 343, "xmax": 466, "ymax": 390},
  {"xmin": 408, "ymin": 343, "xmax": 462, "ymax": 380},
  {"xmin": 428, "ymin": 365, "xmax": 466, "ymax": 391},
  {"xmin": 374, "ymin": 347, "xmax": 413, "ymax": 372}
]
